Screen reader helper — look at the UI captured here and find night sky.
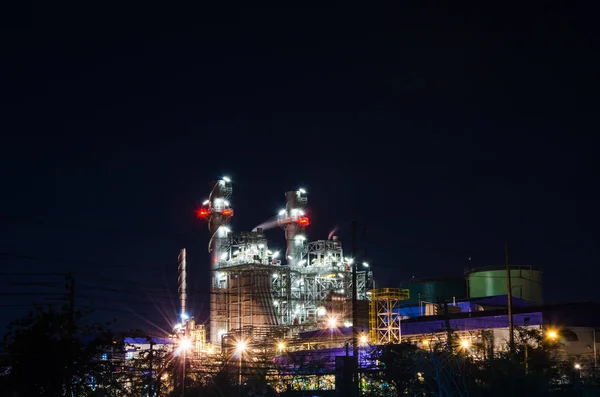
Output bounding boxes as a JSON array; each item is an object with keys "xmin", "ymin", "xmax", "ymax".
[{"xmin": 1, "ymin": 3, "xmax": 598, "ymax": 334}]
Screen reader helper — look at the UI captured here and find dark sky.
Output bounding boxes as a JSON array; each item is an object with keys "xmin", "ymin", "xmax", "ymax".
[{"xmin": 1, "ymin": 3, "xmax": 598, "ymax": 334}]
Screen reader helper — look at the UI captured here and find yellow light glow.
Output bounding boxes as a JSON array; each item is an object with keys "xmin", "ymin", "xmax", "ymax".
[
  {"xmin": 327, "ymin": 317, "xmax": 337, "ymax": 328},
  {"xmin": 460, "ymin": 339, "xmax": 470, "ymax": 349},
  {"xmin": 277, "ymin": 342, "xmax": 286, "ymax": 351},
  {"xmin": 236, "ymin": 340, "xmax": 247, "ymax": 353},
  {"xmin": 422, "ymin": 339, "xmax": 430, "ymax": 345},
  {"xmin": 359, "ymin": 334, "xmax": 368, "ymax": 346},
  {"xmin": 547, "ymin": 330, "xmax": 558, "ymax": 340},
  {"xmin": 179, "ymin": 338, "xmax": 192, "ymax": 351}
]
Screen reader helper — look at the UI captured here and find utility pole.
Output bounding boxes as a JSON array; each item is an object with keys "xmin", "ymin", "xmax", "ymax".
[
  {"xmin": 148, "ymin": 340, "xmax": 154, "ymax": 397},
  {"xmin": 506, "ymin": 241, "xmax": 515, "ymax": 354},
  {"xmin": 351, "ymin": 221, "xmax": 359, "ymax": 397},
  {"xmin": 65, "ymin": 273, "xmax": 75, "ymax": 396},
  {"xmin": 443, "ymin": 300, "xmax": 452, "ymax": 352}
]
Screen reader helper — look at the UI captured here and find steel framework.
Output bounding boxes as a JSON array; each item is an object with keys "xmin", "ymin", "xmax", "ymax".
[{"xmin": 369, "ymin": 288, "xmax": 409, "ymax": 345}]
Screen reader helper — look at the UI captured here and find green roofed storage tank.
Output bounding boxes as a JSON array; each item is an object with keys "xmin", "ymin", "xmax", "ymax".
[
  {"xmin": 399, "ymin": 277, "xmax": 467, "ymax": 306},
  {"xmin": 467, "ymin": 265, "xmax": 543, "ymax": 304}
]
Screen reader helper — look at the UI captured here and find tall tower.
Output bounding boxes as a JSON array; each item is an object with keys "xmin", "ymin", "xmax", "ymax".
[
  {"xmin": 196, "ymin": 177, "xmax": 234, "ymax": 345},
  {"xmin": 277, "ymin": 189, "xmax": 309, "ymax": 266}
]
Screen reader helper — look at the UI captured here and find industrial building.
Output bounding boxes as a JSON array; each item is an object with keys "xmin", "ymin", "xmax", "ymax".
[
  {"xmin": 164, "ymin": 176, "xmax": 599, "ymax": 394},
  {"xmin": 195, "ymin": 178, "xmax": 372, "ymax": 350}
]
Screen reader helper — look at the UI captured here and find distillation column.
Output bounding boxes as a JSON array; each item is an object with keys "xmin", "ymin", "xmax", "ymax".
[
  {"xmin": 196, "ymin": 177, "xmax": 233, "ymax": 346},
  {"xmin": 277, "ymin": 189, "xmax": 309, "ymax": 266}
]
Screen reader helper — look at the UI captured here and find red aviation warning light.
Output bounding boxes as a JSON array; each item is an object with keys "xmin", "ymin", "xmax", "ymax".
[
  {"xmin": 196, "ymin": 207, "xmax": 210, "ymax": 218},
  {"xmin": 298, "ymin": 216, "xmax": 310, "ymax": 226}
]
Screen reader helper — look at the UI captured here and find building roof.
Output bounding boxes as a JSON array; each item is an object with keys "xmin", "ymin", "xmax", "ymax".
[{"xmin": 124, "ymin": 337, "xmax": 173, "ymax": 345}]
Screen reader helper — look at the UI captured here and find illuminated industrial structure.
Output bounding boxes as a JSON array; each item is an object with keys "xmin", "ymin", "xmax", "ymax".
[{"xmin": 196, "ymin": 178, "xmax": 373, "ymax": 348}]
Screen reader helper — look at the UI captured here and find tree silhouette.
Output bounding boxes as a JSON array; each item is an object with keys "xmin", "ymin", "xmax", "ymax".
[{"xmin": 2, "ymin": 304, "xmax": 123, "ymax": 397}]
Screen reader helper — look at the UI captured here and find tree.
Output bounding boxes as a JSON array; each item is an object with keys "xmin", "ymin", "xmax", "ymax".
[
  {"xmin": 368, "ymin": 342, "xmax": 433, "ymax": 397},
  {"xmin": 2, "ymin": 304, "xmax": 124, "ymax": 397}
]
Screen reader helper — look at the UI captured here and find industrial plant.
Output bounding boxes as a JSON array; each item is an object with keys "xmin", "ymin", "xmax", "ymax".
[
  {"xmin": 192, "ymin": 177, "xmax": 372, "ymax": 350},
  {"xmin": 160, "ymin": 176, "xmax": 600, "ymax": 394}
]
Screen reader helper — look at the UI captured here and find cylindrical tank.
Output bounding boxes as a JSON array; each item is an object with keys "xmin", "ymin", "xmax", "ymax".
[
  {"xmin": 466, "ymin": 265, "xmax": 543, "ymax": 304},
  {"xmin": 399, "ymin": 277, "xmax": 467, "ymax": 306}
]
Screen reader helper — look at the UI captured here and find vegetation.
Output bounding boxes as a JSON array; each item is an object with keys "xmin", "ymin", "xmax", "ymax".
[{"xmin": 1, "ymin": 305, "xmax": 599, "ymax": 396}]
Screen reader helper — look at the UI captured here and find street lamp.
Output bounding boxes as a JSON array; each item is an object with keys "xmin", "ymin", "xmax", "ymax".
[
  {"xmin": 277, "ymin": 341, "xmax": 286, "ymax": 352},
  {"xmin": 546, "ymin": 329, "xmax": 558, "ymax": 340},
  {"xmin": 236, "ymin": 340, "xmax": 247, "ymax": 396},
  {"xmin": 359, "ymin": 334, "xmax": 368, "ymax": 346}
]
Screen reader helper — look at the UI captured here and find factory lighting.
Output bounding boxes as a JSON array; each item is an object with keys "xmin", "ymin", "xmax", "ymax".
[
  {"xmin": 294, "ymin": 234, "xmax": 306, "ymax": 241},
  {"xmin": 344, "ymin": 321, "xmax": 352, "ymax": 328},
  {"xmin": 181, "ymin": 313, "xmax": 189, "ymax": 320},
  {"xmin": 298, "ymin": 188, "xmax": 306, "ymax": 194},
  {"xmin": 196, "ymin": 208, "xmax": 209, "ymax": 218},
  {"xmin": 346, "ymin": 258, "xmax": 354, "ymax": 265},
  {"xmin": 278, "ymin": 209, "xmax": 286, "ymax": 216},
  {"xmin": 272, "ymin": 251, "xmax": 280, "ymax": 258},
  {"xmin": 574, "ymin": 363, "xmax": 582, "ymax": 370},
  {"xmin": 179, "ymin": 338, "xmax": 192, "ymax": 351},
  {"xmin": 327, "ymin": 317, "xmax": 337, "ymax": 328},
  {"xmin": 362, "ymin": 262, "xmax": 369, "ymax": 268},
  {"xmin": 222, "ymin": 176, "xmax": 231, "ymax": 183},
  {"xmin": 460, "ymin": 339, "xmax": 470, "ymax": 349},
  {"xmin": 359, "ymin": 334, "xmax": 369, "ymax": 346},
  {"xmin": 546, "ymin": 330, "xmax": 558, "ymax": 340},
  {"xmin": 317, "ymin": 307, "xmax": 327, "ymax": 316},
  {"xmin": 223, "ymin": 200, "xmax": 230, "ymax": 206},
  {"xmin": 258, "ymin": 244, "xmax": 265, "ymax": 249},
  {"xmin": 202, "ymin": 200, "xmax": 209, "ymax": 205},
  {"xmin": 220, "ymin": 252, "xmax": 228, "ymax": 260},
  {"xmin": 298, "ymin": 259, "xmax": 307, "ymax": 266},
  {"xmin": 235, "ymin": 340, "xmax": 247, "ymax": 354},
  {"xmin": 277, "ymin": 342, "xmax": 286, "ymax": 352},
  {"xmin": 173, "ymin": 323, "xmax": 182, "ymax": 330},
  {"xmin": 221, "ymin": 227, "xmax": 231, "ymax": 233}
]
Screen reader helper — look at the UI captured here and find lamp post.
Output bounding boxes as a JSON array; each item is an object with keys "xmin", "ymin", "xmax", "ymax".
[
  {"xmin": 236, "ymin": 340, "xmax": 247, "ymax": 397},
  {"xmin": 178, "ymin": 337, "xmax": 191, "ymax": 397}
]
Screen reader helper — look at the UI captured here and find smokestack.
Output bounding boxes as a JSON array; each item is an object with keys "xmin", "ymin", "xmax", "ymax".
[{"xmin": 178, "ymin": 248, "xmax": 187, "ymax": 319}]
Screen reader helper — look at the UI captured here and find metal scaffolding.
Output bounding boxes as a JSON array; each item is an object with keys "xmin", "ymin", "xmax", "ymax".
[{"xmin": 369, "ymin": 288, "xmax": 409, "ymax": 345}]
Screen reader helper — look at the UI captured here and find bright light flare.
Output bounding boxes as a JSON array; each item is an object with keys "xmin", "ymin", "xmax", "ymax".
[
  {"xmin": 345, "ymin": 257, "xmax": 354, "ymax": 265},
  {"xmin": 327, "ymin": 316, "xmax": 337, "ymax": 329},
  {"xmin": 222, "ymin": 209, "xmax": 233, "ymax": 216},
  {"xmin": 236, "ymin": 340, "xmax": 247, "ymax": 353},
  {"xmin": 460, "ymin": 339, "xmax": 470, "ymax": 349},
  {"xmin": 547, "ymin": 330, "xmax": 558, "ymax": 340},
  {"xmin": 574, "ymin": 363, "xmax": 581, "ymax": 370},
  {"xmin": 179, "ymin": 338, "xmax": 192, "ymax": 351},
  {"xmin": 362, "ymin": 262, "xmax": 369, "ymax": 268},
  {"xmin": 272, "ymin": 251, "xmax": 280, "ymax": 258},
  {"xmin": 277, "ymin": 342, "xmax": 286, "ymax": 351},
  {"xmin": 298, "ymin": 188, "xmax": 306, "ymax": 194},
  {"xmin": 222, "ymin": 176, "xmax": 231, "ymax": 183},
  {"xmin": 359, "ymin": 334, "xmax": 369, "ymax": 346}
]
